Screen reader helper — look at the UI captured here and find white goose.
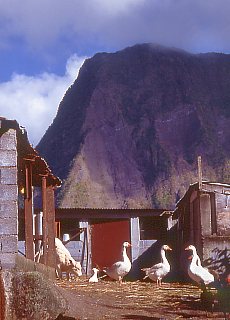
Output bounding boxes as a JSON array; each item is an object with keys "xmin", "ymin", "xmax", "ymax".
[
  {"xmin": 103, "ymin": 241, "xmax": 132, "ymax": 284},
  {"xmin": 185, "ymin": 245, "xmax": 214, "ymax": 285},
  {"xmin": 89, "ymin": 267, "xmax": 99, "ymax": 283},
  {"xmin": 142, "ymin": 244, "xmax": 172, "ymax": 286}
]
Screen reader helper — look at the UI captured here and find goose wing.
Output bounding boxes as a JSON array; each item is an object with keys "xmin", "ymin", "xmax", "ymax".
[
  {"xmin": 149, "ymin": 262, "xmax": 164, "ymax": 271},
  {"xmin": 104, "ymin": 261, "xmax": 129, "ymax": 280}
]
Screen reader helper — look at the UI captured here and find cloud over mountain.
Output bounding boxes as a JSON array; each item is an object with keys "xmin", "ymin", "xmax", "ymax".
[
  {"xmin": 0, "ymin": 54, "xmax": 86, "ymax": 145},
  {"xmin": 0, "ymin": 0, "xmax": 230, "ymax": 54}
]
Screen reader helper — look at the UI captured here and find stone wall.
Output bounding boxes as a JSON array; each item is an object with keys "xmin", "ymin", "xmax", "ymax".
[
  {"xmin": 0, "ymin": 128, "xmax": 18, "ymax": 269},
  {"xmin": 0, "ymin": 123, "xmax": 65, "ymax": 319}
]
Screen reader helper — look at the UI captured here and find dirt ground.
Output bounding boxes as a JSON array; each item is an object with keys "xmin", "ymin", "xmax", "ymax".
[{"xmin": 55, "ymin": 277, "xmax": 229, "ymax": 320}]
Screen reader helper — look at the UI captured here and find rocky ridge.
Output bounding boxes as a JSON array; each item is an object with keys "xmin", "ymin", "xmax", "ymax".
[{"xmin": 37, "ymin": 43, "xmax": 230, "ymax": 209}]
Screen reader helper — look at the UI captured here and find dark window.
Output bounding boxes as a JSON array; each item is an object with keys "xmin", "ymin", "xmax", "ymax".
[
  {"xmin": 60, "ymin": 219, "xmax": 80, "ymax": 241},
  {"xmin": 139, "ymin": 217, "xmax": 165, "ymax": 240},
  {"xmin": 18, "ymin": 217, "xmax": 25, "ymax": 241},
  {"xmin": 210, "ymin": 193, "xmax": 217, "ymax": 235}
]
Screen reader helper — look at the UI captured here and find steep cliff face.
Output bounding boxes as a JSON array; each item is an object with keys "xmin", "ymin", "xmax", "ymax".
[{"xmin": 37, "ymin": 44, "xmax": 230, "ymax": 209}]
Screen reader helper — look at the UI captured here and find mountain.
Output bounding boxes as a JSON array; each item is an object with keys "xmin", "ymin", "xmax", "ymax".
[{"xmin": 36, "ymin": 43, "xmax": 230, "ymax": 209}]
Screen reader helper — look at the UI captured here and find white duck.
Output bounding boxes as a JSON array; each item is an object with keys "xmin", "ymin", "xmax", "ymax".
[
  {"xmin": 103, "ymin": 241, "xmax": 132, "ymax": 284},
  {"xmin": 89, "ymin": 267, "xmax": 99, "ymax": 283},
  {"xmin": 142, "ymin": 244, "xmax": 172, "ymax": 286},
  {"xmin": 185, "ymin": 245, "xmax": 214, "ymax": 285}
]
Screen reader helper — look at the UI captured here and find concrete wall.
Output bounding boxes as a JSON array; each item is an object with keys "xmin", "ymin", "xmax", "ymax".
[
  {"xmin": 0, "ymin": 129, "xmax": 18, "ymax": 269},
  {"xmin": 130, "ymin": 217, "xmax": 156, "ymax": 262},
  {"xmin": 203, "ymin": 236, "xmax": 230, "ymax": 274},
  {"xmin": 216, "ymin": 192, "xmax": 230, "ymax": 236},
  {"xmin": 65, "ymin": 241, "xmax": 83, "ymax": 262}
]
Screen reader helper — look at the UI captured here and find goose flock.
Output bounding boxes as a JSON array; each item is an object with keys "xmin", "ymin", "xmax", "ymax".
[
  {"xmin": 88, "ymin": 241, "xmax": 221, "ymax": 291},
  {"xmin": 85, "ymin": 242, "xmax": 230, "ymax": 316}
]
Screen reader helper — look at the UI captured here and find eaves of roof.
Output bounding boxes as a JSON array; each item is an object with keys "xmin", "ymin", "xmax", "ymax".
[{"xmin": 55, "ymin": 207, "xmax": 173, "ymax": 219}]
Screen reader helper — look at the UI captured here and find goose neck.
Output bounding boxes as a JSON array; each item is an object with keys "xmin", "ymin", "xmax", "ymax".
[
  {"xmin": 122, "ymin": 246, "xmax": 130, "ymax": 263},
  {"xmin": 190, "ymin": 247, "xmax": 201, "ymax": 266},
  {"xmin": 161, "ymin": 249, "xmax": 169, "ymax": 265}
]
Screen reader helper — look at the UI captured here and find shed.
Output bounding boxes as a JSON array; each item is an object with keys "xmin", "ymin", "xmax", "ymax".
[
  {"xmin": 54, "ymin": 208, "xmax": 173, "ymax": 277},
  {"xmin": 173, "ymin": 181, "xmax": 230, "ymax": 276}
]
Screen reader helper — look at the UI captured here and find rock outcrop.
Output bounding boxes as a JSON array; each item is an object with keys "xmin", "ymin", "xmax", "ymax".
[{"xmin": 1, "ymin": 270, "xmax": 68, "ymax": 320}]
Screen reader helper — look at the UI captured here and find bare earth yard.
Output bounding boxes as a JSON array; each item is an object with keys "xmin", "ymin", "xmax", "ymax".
[{"xmin": 55, "ymin": 278, "xmax": 229, "ymax": 320}]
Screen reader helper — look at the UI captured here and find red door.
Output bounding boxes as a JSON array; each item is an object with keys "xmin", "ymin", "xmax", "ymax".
[
  {"xmin": 91, "ymin": 220, "xmax": 131, "ymax": 269},
  {"xmin": 0, "ymin": 277, "xmax": 5, "ymax": 320}
]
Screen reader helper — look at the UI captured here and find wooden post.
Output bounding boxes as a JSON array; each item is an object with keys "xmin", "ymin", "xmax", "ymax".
[
  {"xmin": 24, "ymin": 161, "xmax": 34, "ymax": 260},
  {"xmin": 198, "ymin": 156, "xmax": 202, "ymax": 190},
  {"xmin": 42, "ymin": 176, "xmax": 48, "ymax": 265},
  {"xmin": 34, "ymin": 212, "xmax": 43, "ymax": 261},
  {"xmin": 46, "ymin": 185, "xmax": 56, "ymax": 268},
  {"xmin": 81, "ymin": 230, "xmax": 86, "ymax": 270},
  {"xmin": 55, "ymin": 221, "xmax": 61, "ymax": 238},
  {"xmin": 85, "ymin": 229, "xmax": 89, "ymax": 276}
]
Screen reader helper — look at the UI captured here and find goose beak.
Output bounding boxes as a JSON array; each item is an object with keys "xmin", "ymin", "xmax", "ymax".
[
  {"xmin": 185, "ymin": 246, "xmax": 190, "ymax": 250},
  {"xmin": 167, "ymin": 246, "xmax": 172, "ymax": 251}
]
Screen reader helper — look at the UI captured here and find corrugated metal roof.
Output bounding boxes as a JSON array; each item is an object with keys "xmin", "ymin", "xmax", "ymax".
[
  {"xmin": 55, "ymin": 207, "xmax": 173, "ymax": 219},
  {"xmin": 175, "ymin": 181, "xmax": 230, "ymax": 208}
]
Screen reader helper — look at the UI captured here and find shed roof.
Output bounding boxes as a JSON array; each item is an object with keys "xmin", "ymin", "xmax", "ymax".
[
  {"xmin": 0, "ymin": 117, "xmax": 61, "ymax": 187},
  {"xmin": 175, "ymin": 181, "xmax": 230, "ymax": 209},
  {"xmin": 55, "ymin": 207, "xmax": 173, "ymax": 219}
]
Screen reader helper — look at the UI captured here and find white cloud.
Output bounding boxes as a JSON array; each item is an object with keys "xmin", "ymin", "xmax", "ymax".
[
  {"xmin": 0, "ymin": 0, "xmax": 230, "ymax": 53},
  {"xmin": 0, "ymin": 54, "xmax": 86, "ymax": 146},
  {"xmin": 92, "ymin": 0, "xmax": 145, "ymax": 15}
]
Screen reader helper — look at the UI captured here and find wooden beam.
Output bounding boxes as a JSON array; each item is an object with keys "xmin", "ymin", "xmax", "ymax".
[
  {"xmin": 46, "ymin": 185, "xmax": 56, "ymax": 268},
  {"xmin": 24, "ymin": 161, "xmax": 34, "ymax": 260},
  {"xmin": 55, "ymin": 208, "xmax": 171, "ymax": 220},
  {"xmin": 198, "ymin": 156, "xmax": 202, "ymax": 190},
  {"xmin": 42, "ymin": 176, "xmax": 48, "ymax": 265}
]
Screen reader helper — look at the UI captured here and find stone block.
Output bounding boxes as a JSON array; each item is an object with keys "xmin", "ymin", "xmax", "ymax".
[
  {"xmin": 0, "ymin": 235, "xmax": 18, "ymax": 253},
  {"xmin": 0, "ymin": 217, "xmax": 18, "ymax": 235},
  {"xmin": 0, "ymin": 185, "xmax": 18, "ymax": 201},
  {"xmin": 0, "ymin": 201, "xmax": 18, "ymax": 218},
  {"xmin": 0, "ymin": 129, "xmax": 17, "ymax": 150},
  {"xmin": 0, "ymin": 150, "xmax": 17, "ymax": 167},
  {"xmin": 0, "ymin": 167, "xmax": 17, "ymax": 185},
  {"xmin": 0, "ymin": 252, "xmax": 16, "ymax": 269}
]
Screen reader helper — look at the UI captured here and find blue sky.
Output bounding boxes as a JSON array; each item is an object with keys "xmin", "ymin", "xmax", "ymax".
[{"xmin": 0, "ymin": 0, "xmax": 230, "ymax": 146}]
